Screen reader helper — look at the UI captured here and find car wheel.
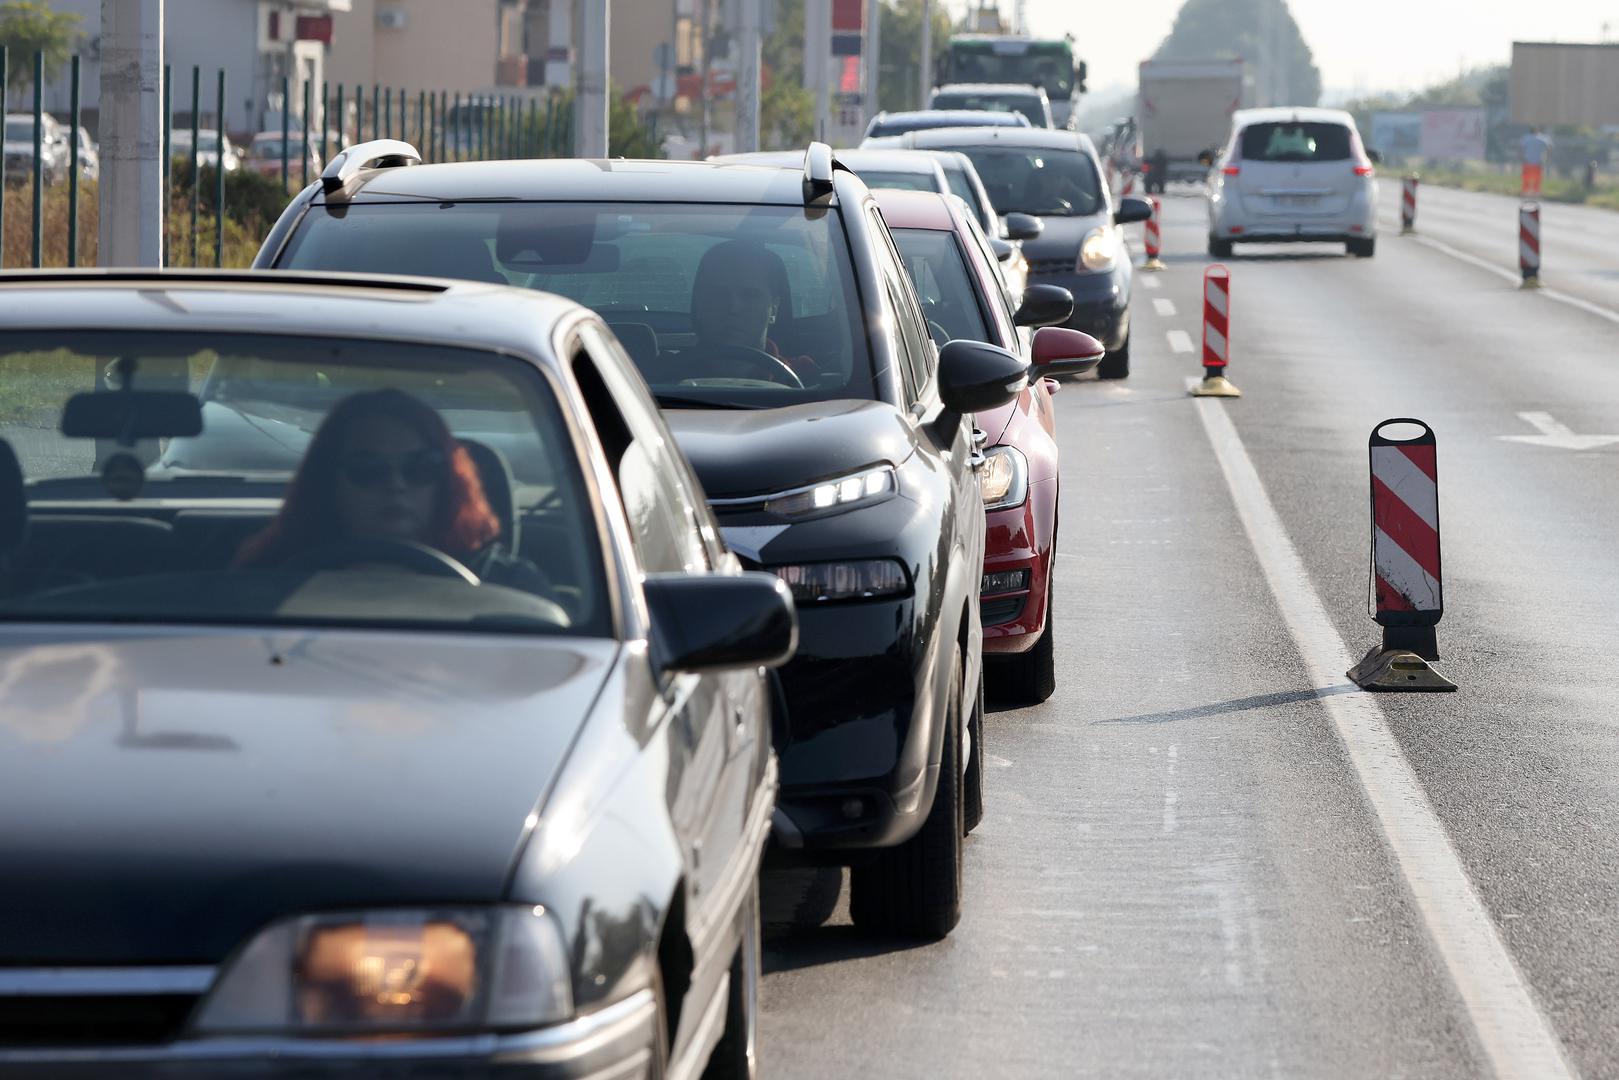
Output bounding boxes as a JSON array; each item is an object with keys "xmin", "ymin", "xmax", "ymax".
[
  {"xmin": 1348, "ymin": 237, "xmax": 1376, "ymax": 258},
  {"xmin": 1208, "ymin": 236, "xmax": 1233, "ymax": 258},
  {"xmin": 849, "ymin": 647, "xmax": 964, "ymax": 939},
  {"xmin": 991, "ymin": 573, "xmax": 1056, "ymax": 705},
  {"xmin": 703, "ymin": 879, "xmax": 760, "ymax": 1080},
  {"xmin": 963, "ymin": 673, "xmax": 985, "ymax": 834},
  {"xmin": 1095, "ymin": 332, "xmax": 1130, "ymax": 380}
]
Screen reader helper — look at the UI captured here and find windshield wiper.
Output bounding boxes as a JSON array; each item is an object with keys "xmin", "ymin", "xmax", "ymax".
[{"xmin": 652, "ymin": 393, "xmax": 762, "ymax": 410}]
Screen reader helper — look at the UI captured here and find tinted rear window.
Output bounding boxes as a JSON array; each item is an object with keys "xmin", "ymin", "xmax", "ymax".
[{"xmin": 1239, "ymin": 122, "xmax": 1352, "ymax": 163}]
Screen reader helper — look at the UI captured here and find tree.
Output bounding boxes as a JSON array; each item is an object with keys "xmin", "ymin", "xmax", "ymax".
[
  {"xmin": 878, "ymin": 0, "xmax": 951, "ymax": 113},
  {"xmin": 1154, "ymin": 0, "xmax": 1320, "ymax": 107},
  {"xmin": 761, "ymin": 0, "xmax": 814, "ymax": 148},
  {"xmin": 0, "ymin": 1, "xmax": 82, "ymax": 98}
]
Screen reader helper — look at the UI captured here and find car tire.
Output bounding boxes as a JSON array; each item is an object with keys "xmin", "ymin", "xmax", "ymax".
[
  {"xmin": 1095, "ymin": 332, "xmax": 1130, "ymax": 380},
  {"xmin": 1208, "ymin": 236, "xmax": 1233, "ymax": 258},
  {"xmin": 703, "ymin": 880, "xmax": 760, "ymax": 1080},
  {"xmin": 1348, "ymin": 237, "xmax": 1376, "ymax": 258},
  {"xmin": 991, "ymin": 573, "xmax": 1056, "ymax": 705},
  {"xmin": 849, "ymin": 648, "xmax": 964, "ymax": 939},
  {"xmin": 963, "ymin": 674, "xmax": 986, "ymax": 834}
]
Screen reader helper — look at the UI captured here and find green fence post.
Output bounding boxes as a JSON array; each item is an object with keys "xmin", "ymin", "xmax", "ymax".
[
  {"xmin": 370, "ymin": 84, "xmax": 379, "ymax": 140},
  {"xmin": 215, "ymin": 69, "xmax": 225, "ymax": 267},
  {"xmin": 32, "ymin": 51, "xmax": 44, "ymax": 268},
  {"xmin": 320, "ymin": 81, "xmax": 330, "ymax": 167},
  {"xmin": 453, "ymin": 92, "xmax": 462, "ymax": 161},
  {"xmin": 353, "ymin": 84, "xmax": 362, "ymax": 146},
  {"xmin": 280, "ymin": 75, "xmax": 291, "ymax": 193},
  {"xmin": 68, "ymin": 54, "xmax": 80, "ymax": 267},
  {"xmin": 439, "ymin": 90, "xmax": 448, "ymax": 162},
  {"xmin": 161, "ymin": 62, "xmax": 171, "ymax": 267},
  {"xmin": 1, "ymin": 48, "xmax": 7, "ymax": 268},
  {"xmin": 417, "ymin": 89, "xmax": 426, "ymax": 152},
  {"xmin": 190, "ymin": 66, "xmax": 200, "ymax": 267},
  {"xmin": 383, "ymin": 84, "xmax": 392, "ymax": 139},
  {"xmin": 302, "ymin": 79, "xmax": 312, "ymax": 189}
]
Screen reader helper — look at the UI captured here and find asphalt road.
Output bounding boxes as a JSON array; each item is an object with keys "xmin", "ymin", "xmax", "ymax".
[{"xmin": 758, "ymin": 185, "xmax": 1619, "ymax": 1078}]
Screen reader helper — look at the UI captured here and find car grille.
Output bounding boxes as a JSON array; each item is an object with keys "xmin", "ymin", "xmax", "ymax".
[
  {"xmin": 0, "ymin": 993, "xmax": 200, "ymax": 1046},
  {"xmin": 981, "ymin": 595, "xmax": 1026, "ymax": 627},
  {"xmin": 1026, "ymin": 257, "xmax": 1075, "ymax": 277}
]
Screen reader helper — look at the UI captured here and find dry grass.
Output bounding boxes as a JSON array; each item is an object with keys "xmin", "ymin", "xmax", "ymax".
[{"xmin": 1414, "ymin": 165, "xmax": 1619, "ymax": 210}]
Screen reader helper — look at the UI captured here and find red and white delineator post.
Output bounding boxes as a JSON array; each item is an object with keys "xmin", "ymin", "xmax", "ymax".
[
  {"xmin": 1348, "ymin": 418, "xmax": 1456, "ymax": 691},
  {"xmin": 1400, "ymin": 175, "xmax": 1418, "ymax": 234},
  {"xmin": 1520, "ymin": 201, "xmax": 1542, "ymax": 289},
  {"xmin": 1142, "ymin": 196, "xmax": 1165, "ymax": 270},
  {"xmin": 1190, "ymin": 264, "xmax": 1240, "ymax": 397}
]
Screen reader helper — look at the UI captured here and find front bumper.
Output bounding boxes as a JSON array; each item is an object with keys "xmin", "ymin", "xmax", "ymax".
[
  {"xmin": 980, "ymin": 498, "xmax": 1050, "ymax": 655},
  {"xmin": 0, "ymin": 989, "xmax": 658, "ymax": 1079},
  {"xmin": 1023, "ymin": 265, "xmax": 1130, "ymax": 350}
]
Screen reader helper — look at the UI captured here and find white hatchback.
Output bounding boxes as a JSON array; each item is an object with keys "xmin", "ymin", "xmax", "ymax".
[{"xmin": 1205, "ymin": 107, "xmax": 1380, "ymax": 258}]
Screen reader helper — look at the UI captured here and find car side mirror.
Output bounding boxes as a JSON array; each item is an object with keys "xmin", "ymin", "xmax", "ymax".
[
  {"xmin": 644, "ymin": 572, "xmax": 797, "ymax": 674},
  {"xmin": 988, "ymin": 236, "xmax": 1016, "ymax": 263},
  {"xmin": 1113, "ymin": 195, "xmax": 1152, "ymax": 225},
  {"xmin": 1013, "ymin": 283, "xmax": 1073, "ymax": 328},
  {"xmin": 1031, "ymin": 326, "xmax": 1105, "ymax": 377},
  {"xmin": 1367, "ymin": 148, "xmax": 1383, "ymax": 165},
  {"xmin": 1197, "ymin": 149, "xmax": 1215, "ymax": 167},
  {"xmin": 1002, "ymin": 212, "xmax": 1043, "ymax": 241},
  {"xmin": 937, "ymin": 339, "xmax": 1028, "ymax": 417}
]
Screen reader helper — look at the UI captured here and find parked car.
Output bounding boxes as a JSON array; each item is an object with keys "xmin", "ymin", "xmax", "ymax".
[
  {"xmin": 247, "ymin": 131, "xmax": 323, "ymax": 182},
  {"xmin": 73, "ymin": 124, "xmax": 99, "ymax": 180},
  {"xmin": 0, "ymin": 269, "xmax": 794, "ymax": 1075},
  {"xmin": 714, "ymin": 147, "xmax": 951, "ymax": 197},
  {"xmin": 875, "ymin": 188, "xmax": 1102, "ymax": 704},
  {"xmin": 3, "ymin": 112, "xmax": 69, "ymax": 186},
  {"xmin": 888, "ymin": 127, "xmax": 1153, "ymax": 379},
  {"xmin": 863, "ymin": 108, "xmax": 1032, "ymax": 140},
  {"xmin": 1206, "ymin": 106, "xmax": 1381, "ymax": 258},
  {"xmin": 169, "ymin": 127, "xmax": 242, "ymax": 173},
  {"xmin": 258, "ymin": 140, "xmax": 1104, "ymax": 937},
  {"xmin": 929, "ymin": 83, "xmax": 1055, "ymax": 129}
]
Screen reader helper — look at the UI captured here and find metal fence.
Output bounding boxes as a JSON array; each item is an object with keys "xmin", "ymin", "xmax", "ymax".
[{"xmin": 1, "ymin": 46, "xmax": 575, "ymax": 271}]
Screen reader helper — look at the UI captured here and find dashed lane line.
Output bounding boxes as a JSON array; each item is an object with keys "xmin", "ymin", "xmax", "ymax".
[
  {"xmin": 1152, "ymin": 297, "xmax": 1177, "ymax": 317},
  {"xmin": 1139, "ymin": 273, "xmax": 1162, "ymax": 289},
  {"xmin": 1189, "ymin": 382, "xmax": 1576, "ymax": 1080},
  {"xmin": 1166, "ymin": 330, "xmax": 1194, "ymax": 354}
]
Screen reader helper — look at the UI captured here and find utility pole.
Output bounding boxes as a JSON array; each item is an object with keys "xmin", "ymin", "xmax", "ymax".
[
  {"xmin": 806, "ymin": 0, "xmax": 829, "ymax": 141},
  {"xmin": 863, "ymin": 0, "xmax": 881, "ymax": 127},
  {"xmin": 574, "ymin": 0, "xmax": 608, "ymax": 156},
  {"xmin": 736, "ymin": 0, "xmax": 762, "ymax": 153},
  {"xmin": 98, "ymin": 0, "xmax": 164, "ymax": 267},
  {"xmin": 919, "ymin": 0, "xmax": 932, "ymax": 111}
]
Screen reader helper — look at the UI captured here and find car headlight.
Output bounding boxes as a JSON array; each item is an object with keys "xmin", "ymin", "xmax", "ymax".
[
  {"xmin": 771, "ymin": 558, "xmax": 911, "ymax": 603},
  {"xmin": 192, "ymin": 906, "xmax": 572, "ymax": 1035},
  {"xmin": 980, "ymin": 445, "xmax": 1028, "ymax": 510},
  {"xmin": 763, "ymin": 464, "xmax": 895, "ymax": 520},
  {"xmin": 1076, "ymin": 227, "xmax": 1117, "ymax": 272}
]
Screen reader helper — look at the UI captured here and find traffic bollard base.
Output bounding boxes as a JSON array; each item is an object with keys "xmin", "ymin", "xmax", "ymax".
[
  {"xmin": 1191, "ymin": 373, "xmax": 1241, "ymax": 398},
  {"xmin": 1142, "ymin": 256, "xmax": 1166, "ymax": 271},
  {"xmin": 1400, "ymin": 225, "xmax": 1415, "ymax": 235},
  {"xmin": 1520, "ymin": 275, "xmax": 1543, "ymax": 290},
  {"xmin": 1347, "ymin": 646, "xmax": 1457, "ymax": 692}
]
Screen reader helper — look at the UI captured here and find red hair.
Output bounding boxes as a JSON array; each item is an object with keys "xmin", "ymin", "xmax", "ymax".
[{"xmin": 236, "ymin": 388, "xmax": 500, "ymax": 568}]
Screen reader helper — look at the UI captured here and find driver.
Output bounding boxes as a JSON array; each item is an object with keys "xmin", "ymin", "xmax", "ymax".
[
  {"xmin": 689, "ymin": 240, "xmax": 817, "ymax": 382},
  {"xmin": 235, "ymin": 388, "xmax": 546, "ymax": 591}
]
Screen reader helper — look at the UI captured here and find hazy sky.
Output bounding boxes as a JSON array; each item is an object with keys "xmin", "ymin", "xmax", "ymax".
[{"xmin": 942, "ymin": 0, "xmax": 1619, "ymax": 98}]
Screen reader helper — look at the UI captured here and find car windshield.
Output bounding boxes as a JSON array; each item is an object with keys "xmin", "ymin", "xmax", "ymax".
[
  {"xmin": 949, "ymin": 49, "xmax": 1074, "ymax": 96},
  {"xmin": 891, "ymin": 229, "xmax": 991, "ymax": 347},
  {"xmin": 280, "ymin": 202, "xmax": 875, "ymax": 409},
  {"xmin": 854, "ymin": 169, "xmax": 938, "ymax": 192},
  {"xmin": 1239, "ymin": 122, "xmax": 1353, "ymax": 163},
  {"xmin": 930, "ymin": 92, "xmax": 1045, "ymax": 127},
  {"xmin": 1, "ymin": 333, "xmax": 609, "ymax": 636},
  {"xmin": 5, "ymin": 119, "xmax": 34, "ymax": 142},
  {"xmin": 936, "ymin": 144, "xmax": 1102, "ymax": 217},
  {"xmin": 935, "ymin": 162, "xmax": 993, "ymax": 230}
]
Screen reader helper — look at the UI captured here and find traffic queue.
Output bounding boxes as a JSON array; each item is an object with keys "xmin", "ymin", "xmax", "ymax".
[{"xmin": 0, "ymin": 117, "xmax": 1146, "ymax": 1075}]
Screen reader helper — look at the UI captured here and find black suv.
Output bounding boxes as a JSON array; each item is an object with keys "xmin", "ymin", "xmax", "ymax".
[{"xmin": 258, "ymin": 141, "xmax": 1028, "ymax": 938}]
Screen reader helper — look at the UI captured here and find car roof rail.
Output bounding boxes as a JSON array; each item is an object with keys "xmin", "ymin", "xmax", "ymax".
[
  {"xmin": 804, "ymin": 141, "xmax": 837, "ymax": 200},
  {"xmin": 320, "ymin": 138, "xmax": 422, "ymax": 197}
]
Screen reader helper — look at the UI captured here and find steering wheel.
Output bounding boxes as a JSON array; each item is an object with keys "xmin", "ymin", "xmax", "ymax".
[
  {"xmin": 287, "ymin": 538, "xmax": 482, "ymax": 584},
  {"xmin": 706, "ymin": 344, "xmax": 805, "ymax": 389}
]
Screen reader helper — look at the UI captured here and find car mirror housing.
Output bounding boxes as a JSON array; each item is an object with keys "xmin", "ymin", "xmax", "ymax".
[
  {"xmin": 1002, "ymin": 212, "xmax": 1043, "ymax": 242},
  {"xmin": 645, "ymin": 572, "xmax": 797, "ymax": 674},
  {"xmin": 937, "ymin": 339, "xmax": 1028, "ymax": 416},
  {"xmin": 1113, "ymin": 195, "xmax": 1153, "ymax": 225},
  {"xmin": 988, "ymin": 236, "xmax": 1016, "ymax": 263},
  {"xmin": 1013, "ymin": 283, "xmax": 1074, "ymax": 328},
  {"xmin": 1367, "ymin": 148, "xmax": 1383, "ymax": 165},
  {"xmin": 1197, "ymin": 149, "xmax": 1215, "ymax": 167},
  {"xmin": 1031, "ymin": 326, "xmax": 1105, "ymax": 377}
]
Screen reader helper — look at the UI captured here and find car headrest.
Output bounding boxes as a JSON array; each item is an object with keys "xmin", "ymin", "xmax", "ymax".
[
  {"xmin": 607, "ymin": 321, "xmax": 659, "ymax": 371},
  {"xmin": 0, "ymin": 439, "xmax": 26, "ymax": 554},
  {"xmin": 460, "ymin": 439, "xmax": 518, "ymax": 554}
]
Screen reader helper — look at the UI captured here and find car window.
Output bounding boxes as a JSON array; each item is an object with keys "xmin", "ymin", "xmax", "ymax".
[
  {"xmin": 1239, "ymin": 122, "xmax": 1352, "ymax": 163},
  {"xmin": 280, "ymin": 202, "xmax": 874, "ymax": 411},
  {"xmin": 0, "ymin": 332, "xmax": 610, "ymax": 636},
  {"xmin": 4, "ymin": 119, "xmax": 32, "ymax": 142},
  {"xmin": 868, "ymin": 207, "xmax": 934, "ymax": 399},
  {"xmin": 930, "ymin": 92, "xmax": 1045, "ymax": 127},
  {"xmin": 892, "ymin": 228, "xmax": 991, "ymax": 347},
  {"xmin": 937, "ymin": 144, "xmax": 1102, "ymax": 217},
  {"xmin": 959, "ymin": 211, "xmax": 1020, "ymax": 329},
  {"xmin": 854, "ymin": 169, "xmax": 939, "ymax": 193}
]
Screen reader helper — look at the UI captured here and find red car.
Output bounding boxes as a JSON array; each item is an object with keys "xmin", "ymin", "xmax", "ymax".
[{"xmin": 875, "ymin": 188, "xmax": 1102, "ymax": 704}]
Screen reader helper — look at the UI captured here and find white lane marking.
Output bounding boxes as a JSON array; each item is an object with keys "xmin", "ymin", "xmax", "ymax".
[
  {"xmin": 1415, "ymin": 234, "xmax": 1619, "ymax": 329},
  {"xmin": 1152, "ymin": 297, "xmax": 1177, "ymax": 317},
  {"xmin": 1162, "ymin": 744, "xmax": 1178, "ymax": 834},
  {"xmin": 1188, "ymin": 379, "xmax": 1576, "ymax": 1080},
  {"xmin": 1166, "ymin": 330, "xmax": 1195, "ymax": 354},
  {"xmin": 1140, "ymin": 273, "xmax": 1163, "ymax": 290},
  {"xmin": 1499, "ymin": 411, "xmax": 1619, "ymax": 451}
]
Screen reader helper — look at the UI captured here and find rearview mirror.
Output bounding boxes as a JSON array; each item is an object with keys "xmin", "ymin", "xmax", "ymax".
[
  {"xmin": 1013, "ymin": 283, "xmax": 1074, "ymax": 328},
  {"xmin": 1002, "ymin": 212, "xmax": 1043, "ymax": 242},
  {"xmin": 937, "ymin": 339, "xmax": 1028, "ymax": 416},
  {"xmin": 1031, "ymin": 326, "xmax": 1105, "ymax": 377},
  {"xmin": 60, "ymin": 391, "xmax": 203, "ymax": 442},
  {"xmin": 1367, "ymin": 148, "xmax": 1383, "ymax": 165},
  {"xmin": 988, "ymin": 236, "xmax": 1016, "ymax": 264},
  {"xmin": 1197, "ymin": 149, "xmax": 1215, "ymax": 167},
  {"xmin": 645, "ymin": 572, "xmax": 797, "ymax": 674},
  {"xmin": 1113, "ymin": 195, "xmax": 1152, "ymax": 225}
]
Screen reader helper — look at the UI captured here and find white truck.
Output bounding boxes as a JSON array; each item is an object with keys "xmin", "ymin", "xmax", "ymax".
[{"xmin": 1137, "ymin": 59, "xmax": 1248, "ymax": 191}]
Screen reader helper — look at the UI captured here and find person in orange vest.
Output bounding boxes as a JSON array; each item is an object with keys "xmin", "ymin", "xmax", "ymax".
[{"xmin": 1520, "ymin": 127, "xmax": 1551, "ymax": 196}]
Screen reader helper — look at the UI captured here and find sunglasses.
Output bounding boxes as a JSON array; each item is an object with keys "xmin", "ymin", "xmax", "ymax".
[{"xmin": 338, "ymin": 449, "xmax": 447, "ymax": 490}]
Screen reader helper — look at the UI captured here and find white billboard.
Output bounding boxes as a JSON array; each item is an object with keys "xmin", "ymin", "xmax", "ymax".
[{"xmin": 1420, "ymin": 108, "xmax": 1487, "ymax": 162}]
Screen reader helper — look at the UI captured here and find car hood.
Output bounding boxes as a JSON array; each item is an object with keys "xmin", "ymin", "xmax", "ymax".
[
  {"xmin": 663, "ymin": 399, "xmax": 917, "ymax": 500},
  {"xmin": 0, "ymin": 625, "xmax": 617, "ymax": 963},
  {"xmin": 1018, "ymin": 211, "xmax": 1110, "ymax": 262}
]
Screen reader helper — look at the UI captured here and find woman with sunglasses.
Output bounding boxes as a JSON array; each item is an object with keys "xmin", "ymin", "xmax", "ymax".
[{"xmin": 236, "ymin": 388, "xmax": 547, "ymax": 593}]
